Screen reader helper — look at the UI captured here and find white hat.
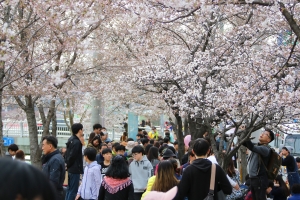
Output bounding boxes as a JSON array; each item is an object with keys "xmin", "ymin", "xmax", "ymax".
[{"xmin": 144, "ymin": 186, "xmax": 177, "ymax": 200}]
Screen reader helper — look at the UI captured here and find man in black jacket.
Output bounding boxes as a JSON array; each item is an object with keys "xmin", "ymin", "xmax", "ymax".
[
  {"xmin": 174, "ymin": 138, "xmax": 232, "ymax": 200},
  {"xmin": 242, "ymin": 129, "xmax": 275, "ymax": 200},
  {"xmin": 42, "ymin": 136, "xmax": 66, "ymax": 200},
  {"xmin": 65, "ymin": 123, "xmax": 84, "ymax": 200}
]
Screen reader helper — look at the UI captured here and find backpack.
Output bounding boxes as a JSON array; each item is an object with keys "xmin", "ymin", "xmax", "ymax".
[{"xmin": 259, "ymin": 147, "xmax": 282, "ymax": 180}]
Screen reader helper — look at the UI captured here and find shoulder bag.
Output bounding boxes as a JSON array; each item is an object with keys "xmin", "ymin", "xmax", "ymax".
[{"xmin": 204, "ymin": 163, "xmax": 216, "ymax": 200}]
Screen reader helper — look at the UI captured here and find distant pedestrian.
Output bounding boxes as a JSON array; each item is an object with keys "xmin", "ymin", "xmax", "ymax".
[
  {"xmin": 147, "ymin": 146, "xmax": 160, "ymax": 175},
  {"xmin": 76, "ymin": 148, "xmax": 102, "ymax": 200},
  {"xmin": 120, "ymin": 132, "xmax": 128, "ymax": 142},
  {"xmin": 0, "ymin": 158, "xmax": 57, "ymax": 200},
  {"xmin": 15, "ymin": 150, "xmax": 25, "ymax": 161},
  {"xmin": 42, "ymin": 136, "xmax": 66, "ymax": 200},
  {"xmin": 280, "ymin": 146, "xmax": 300, "ymax": 190},
  {"xmin": 129, "ymin": 145, "xmax": 153, "ymax": 200},
  {"xmin": 93, "ymin": 124, "xmax": 102, "ymax": 136},
  {"xmin": 65, "ymin": 123, "xmax": 84, "ymax": 200},
  {"xmin": 5, "ymin": 143, "xmax": 18, "ymax": 159},
  {"xmin": 98, "ymin": 155, "xmax": 134, "ymax": 200},
  {"xmin": 148, "ymin": 127, "xmax": 159, "ymax": 140}
]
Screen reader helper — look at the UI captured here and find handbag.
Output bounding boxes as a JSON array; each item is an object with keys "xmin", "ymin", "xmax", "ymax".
[{"xmin": 204, "ymin": 163, "xmax": 216, "ymax": 200}]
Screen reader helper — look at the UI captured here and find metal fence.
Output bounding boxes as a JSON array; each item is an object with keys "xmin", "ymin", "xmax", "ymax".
[{"xmin": 3, "ymin": 121, "xmax": 123, "ymax": 141}]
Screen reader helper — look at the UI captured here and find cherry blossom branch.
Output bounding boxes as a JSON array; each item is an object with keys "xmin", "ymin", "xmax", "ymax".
[{"xmin": 279, "ymin": 2, "xmax": 300, "ymax": 39}]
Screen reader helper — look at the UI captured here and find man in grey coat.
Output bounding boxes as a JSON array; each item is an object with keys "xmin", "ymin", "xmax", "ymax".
[{"xmin": 242, "ymin": 129, "xmax": 274, "ymax": 200}]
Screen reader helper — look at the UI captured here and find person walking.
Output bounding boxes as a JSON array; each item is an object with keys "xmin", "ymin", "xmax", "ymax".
[
  {"xmin": 42, "ymin": 136, "xmax": 66, "ymax": 200},
  {"xmin": 280, "ymin": 146, "xmax": 300, "ymax": 190},
  {"xmin": 129, "ymin": 145, "xmax": 153, "ymax": 200},
  {"xmin": 65, "ymin": 123, "xmax": 84, "ymax": 200},
  {"xmin": 98, "ymin": 155, "xmax": 134, "ymax": 200},
  {"xmin": 242, "ymin": 129, "xmax": 275, "ymax": 200},
  {"xmin": 76, "ymin": 148, "xmax": 102, "ymax": 200}
]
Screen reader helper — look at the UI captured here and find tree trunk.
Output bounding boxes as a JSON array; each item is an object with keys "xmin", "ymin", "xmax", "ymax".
[
  {"xmin": 174, "ymin": 113, "xmax": 184, "ymax": 162},
  {"xmin": 52, "ymin": 112, "xmax": 57, "ymax": 137},
  {"xmin": 15, "ymin": 95, "xmax": 41, "ymax": 168},
  {"xmin": 239, "ymin": 145, "xmax": 247, "ymax": 182},
  {"xmin": 188, "ymin": 115, "xmax": 197, "ymax": 138},
  {"xmin": 0, "ymin": 67, "xmax": 4, "ymax": 156},
  {"xmin": 26, "ymin": 103, "xmax": 41, "ymax": 168},
  {"xmin": 183, "ymin": 117, "xmax": 189, "ymax": 136}
]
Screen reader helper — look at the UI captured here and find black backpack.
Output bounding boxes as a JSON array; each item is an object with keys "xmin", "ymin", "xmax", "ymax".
[{"xmin": 259, "ymin": 147, "xmax": 282, "ymax": 180}]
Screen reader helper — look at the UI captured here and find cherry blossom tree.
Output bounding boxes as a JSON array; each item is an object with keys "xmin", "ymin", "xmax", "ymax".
[{"xmin": 105, "ymin": 1, "xmax": 300, "ymax": 176}]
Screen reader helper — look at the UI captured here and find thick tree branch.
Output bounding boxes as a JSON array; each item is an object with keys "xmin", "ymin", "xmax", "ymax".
[{"xmin": 279, "ymin": 2, "xmax": 300, "ymax": 39}]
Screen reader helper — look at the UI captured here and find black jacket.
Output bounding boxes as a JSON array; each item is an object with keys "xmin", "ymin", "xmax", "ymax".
[
  {"xmin": 174, "ymin": 158, "xmax": 232, "ymax": 200},
  {"xmin": 65, "ymin": 135, "xmax": 83, "ymax": 174},
  {"xmin": 42, "ymin": 149, "xmax": 66, "ymax": 191}
]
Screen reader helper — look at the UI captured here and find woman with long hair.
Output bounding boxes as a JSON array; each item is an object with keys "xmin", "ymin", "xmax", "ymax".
[
  {"xmin": 226, "ymin": 159, "xmax": 242, "ymax": 200},
  {"xmin": 120, "ymin": 132, "xmax": 128, "ymax": 142},
  {"xmin": 147, "ymin": 146, "xmax": 160, "ymax": 175},
  {"xmin": 87, "ymin": 135, "xmax": 101, "ymax": 152},
  {"xmin": 98, "ymin": 155, "xmax": 134, "ymax": 200},
  {"xmin": 271, "ymin": 174, "xmax": 290, "ymax": 200},
  {"xmin": 142, "ymin": 160, "xmax": 179, "ymax": 199}
]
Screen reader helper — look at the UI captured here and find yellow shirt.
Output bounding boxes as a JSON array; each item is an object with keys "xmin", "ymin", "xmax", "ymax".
[{"xmin": 141, "ymin": 176, "xmax": 156, "ymax": 199}]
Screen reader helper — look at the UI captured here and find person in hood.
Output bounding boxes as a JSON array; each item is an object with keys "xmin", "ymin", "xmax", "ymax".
[
  {"xmin": 76, "ymin": 148, "xmax": 102, "ymax": 200},
  {"xmin": 129, "ymin": 145, "xmax": 153, "ymax": 200},
  {"xmin": 280, "ymin": 146, "xmax": 300, "ymax": 190},
  {"xmin": 173, "ymin": 138, "xmax": 232, "ymax": 200},
  {"xmin": 65, "ymin": 123, "xmax": 84, "ymax": 200},
  {"xmin": 42, "ymin": 136, "xmax": 66, "ymax": 200},
  {"xmin": 98, "ymin": 155, "xmax": 134, "ymax": 200}
]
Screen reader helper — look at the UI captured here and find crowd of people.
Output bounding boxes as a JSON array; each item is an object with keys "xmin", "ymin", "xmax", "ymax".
[{"xmin": 2, "ymin": 123, "xmax": 300, "ymax": 200}]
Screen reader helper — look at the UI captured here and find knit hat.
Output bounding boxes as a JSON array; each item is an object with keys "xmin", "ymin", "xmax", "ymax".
[
  {"xmin": 144, "ymin": 186, "xmax": 177, "ymax": 200},
  {"xmin": 163, "ymin": 149, "xmax": 176, "ymax": 159}
]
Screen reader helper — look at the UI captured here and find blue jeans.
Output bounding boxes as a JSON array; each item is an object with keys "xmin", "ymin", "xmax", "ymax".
[{"xmin": 65, "ymin": 172, "xmax": 80, "ymax": 200}]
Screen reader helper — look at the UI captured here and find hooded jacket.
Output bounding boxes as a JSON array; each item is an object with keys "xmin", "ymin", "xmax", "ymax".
[
  {"xmin": 129, "ymin": 155, "xmax": 153, "ymax": 193},
  {"xmin": 174, "ymin": 158, "xmax": 232, "ymax": 200},
  {"xmin": 77, "ymin": 161, "xmax": 102, "ymax": 199},
  {"xmin": 42, "ymin": 149, "xmax": 66, "ymax": 191}
]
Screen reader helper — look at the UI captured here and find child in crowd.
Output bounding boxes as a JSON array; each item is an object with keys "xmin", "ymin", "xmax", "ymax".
[
  {"xmin": 76, "ymin": 148, "xmax": 102, "ymax": 200},
  {"xmin": 96, "ymin": 143, "xmax": 108, "ymax": 164},
  {"xmin": 112, "ymin": 142, "xmax": 120, "ymax": 157},
  {"xmin": 100, "ymin": 148, "xmax": 112, "ymax": 178},
  {"xmin": 116, "ymin": 145, "xmax": 126, "ymax": 156},
  {"xmin": 129, "ymin": 145, "xmax": 153, "ymax": 200}
]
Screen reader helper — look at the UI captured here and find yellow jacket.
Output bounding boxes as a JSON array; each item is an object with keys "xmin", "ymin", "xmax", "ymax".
[
  {"xmin": 141, "ymin": 176, "xmax": 156, "ymax": 199},
  {"xmin": 148, "ymin": 131, "xmax": 159, "ymax": 139}
]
